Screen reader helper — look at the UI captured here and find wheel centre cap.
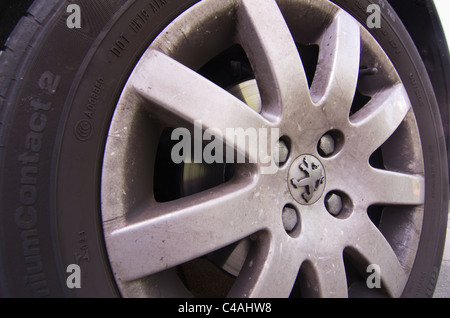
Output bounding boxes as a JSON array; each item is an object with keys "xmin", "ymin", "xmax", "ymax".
[{"xmin": 288, "ymin": 155, "xmax": 326, "ymax": 205}]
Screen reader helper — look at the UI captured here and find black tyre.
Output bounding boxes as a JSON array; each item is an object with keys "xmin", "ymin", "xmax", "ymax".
[{"xmin": 0, "ymin": 0, "xmax": 447, "ymax": 298}]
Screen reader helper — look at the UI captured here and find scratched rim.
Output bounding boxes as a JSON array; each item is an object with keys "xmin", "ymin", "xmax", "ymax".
[{"xmin": 101, "ymin": 0, "xmax": 426, "ymax": 297}]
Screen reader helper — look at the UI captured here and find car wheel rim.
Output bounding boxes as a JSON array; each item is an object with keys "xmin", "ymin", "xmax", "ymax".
[{"xmin": 101, "ymin": 0, "xmax": 425, "ymax": 298}]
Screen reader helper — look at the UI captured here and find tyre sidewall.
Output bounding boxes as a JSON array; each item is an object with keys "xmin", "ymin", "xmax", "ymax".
[{"xmin": 0, "ymin": 0, "xmax": 198, "ymax": 297}]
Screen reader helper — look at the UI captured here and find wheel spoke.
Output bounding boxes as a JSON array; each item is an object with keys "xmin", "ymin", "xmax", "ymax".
[
  {"xmin": 363, "ymin": 168, "xmax": 425, "ymax": 206},
  {"xmin": 229, "ymin": 234, "xmax": 302, "ymax": 298},
  {"xmin": 129, "ymin": 50, "xmax": 271, "ymax": 161},
  {"xmin": 350, "ymin": 84, "xmax": 412, "ymax": 157},
  {"xmin": 311, "ymin": 253, "xmax": 349, "ymax": 298},
  {"xmin": 236, "ymin": 0, "xmax": 310, "ymax": 117},
  {"xmin": 310, "ymin": 9, "xmax": 361, "ymax": 113},
  {"xmin": 346, "ymin": 218, "xmax": 408, "ymax": 297},
  {"xmin": 106, "ymin": 181, "xmax": 268, "ymax": 282}
]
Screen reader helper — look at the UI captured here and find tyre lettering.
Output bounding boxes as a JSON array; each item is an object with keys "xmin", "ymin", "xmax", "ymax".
[
  {"xmin": 149, "ymin": 0, "xmax": 168, "ymax": 13},
  {"xmin": 84, "ymin": 77, "xmax": 105, "ymax": 119},
  {"xmin": 110, "ymin": 33, "xmax": 130, "ymax": 58},
  {"xmin": 14, "ymin": 207, "xmax": 37, "ymax": 230},
  {"xmin": 74, "ymin": 231, "xmax": 90, "ymax": 265},
  {"xmin": 427, "ymin": 266, "xmax": 439, "ymax": 297},
  {"xmin": 111, "ymin": 0, "xmax": 168, "ymax": 58},
  {"xmin": 129, "ymin": 9, "xmax": 151, "ymax": 33},
  {"xmin": 38, "ymin": 71, "xmax": 61, "ymax": 95},
  {"xmin": 74, "ymin": 77, "xmax": 105, "ymax": 142},
  {"xmin": 14, "ymin": 71, "xmax": 60, "ymax": 297}
]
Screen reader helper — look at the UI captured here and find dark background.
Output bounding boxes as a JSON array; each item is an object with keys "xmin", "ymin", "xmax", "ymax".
[{"xmin": 0, "ymin": 0, "xmax": 34, "ymax": 49}]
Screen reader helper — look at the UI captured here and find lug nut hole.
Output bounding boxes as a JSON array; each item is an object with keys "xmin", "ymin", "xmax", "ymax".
[
  {"xmin": 274, "ymin": 137, "xmax": 291, "ymax": 167},
  {"xmin": 324, "ymin": 191, "xmax": 353, "ymax": 219},
  {"xmin": 318, "ymin": 130, "xmax": 344, "ymax": 158},
  {"xmin": 282, "ymin": 204, "xmax": 300, "ymax": 237}
]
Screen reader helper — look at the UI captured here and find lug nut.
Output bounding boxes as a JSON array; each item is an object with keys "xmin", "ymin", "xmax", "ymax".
[
  {"xmin": 282, "ymin": 206, "xmax": 298, "ymax": 233},
  {"xmin": 318, "ymin": 134, "xmax": 336, "ymax": 157},
  {"xmin": 274, "ymin": 140, "xmax": 290, "ymax": 166},
  {"xmin": 325, "ymin": 193, "xmax": 343, "ymax": 217}
]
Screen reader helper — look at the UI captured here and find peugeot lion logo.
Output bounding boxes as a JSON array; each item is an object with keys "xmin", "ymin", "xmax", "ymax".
[{"xmin": 288, "ymin": 155, "xmax": 326, "ymax": 205}]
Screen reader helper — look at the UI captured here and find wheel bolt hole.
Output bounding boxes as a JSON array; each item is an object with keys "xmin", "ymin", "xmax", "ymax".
[
  {"xmin": 274, "ymin": 137, "xmax": 291, "ymax": 167},
  {"xmin": 325, "ymin": 191, "xmax": 353, "ymax": 219},
  {"xmin": 282, "ymin": 205, "xmax": 300, "ymax": 236},
  {"xmin": 318, "ymin": 130, "xmax": 344, "ymax": 158}
]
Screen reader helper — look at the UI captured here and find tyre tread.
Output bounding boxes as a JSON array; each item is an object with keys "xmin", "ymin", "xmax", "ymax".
[
  {"xmin": 0, "ymin": 0, "xmax": 64, "ymax": 145},
  {"xmin": 0, "ymin": 0, "xmax": 64, "ymax": 295}
]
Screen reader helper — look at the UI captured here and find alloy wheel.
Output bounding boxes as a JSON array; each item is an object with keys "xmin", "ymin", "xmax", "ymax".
[{"xmin": 101, "ymin": 0, "xmax": 425, "ymax": 298}]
